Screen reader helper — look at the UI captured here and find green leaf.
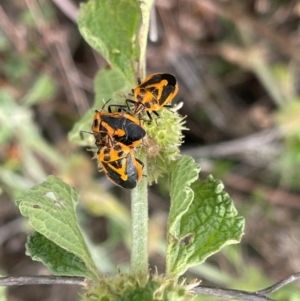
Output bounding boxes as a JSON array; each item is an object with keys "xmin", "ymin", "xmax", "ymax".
[
  {"xmin": 94, "ymin": 68, "xmax": 130, "ymax": 106},
  {"xmin": 276, "ymin": 99, "xmax": 300, "ymax": 136},
  {"xmin": 4, "ymin": 56, "xmax": 31, "ymax": 82},
  {"xmin": 78, "ymin": 0, "xmax": 142, "ymax": 83},
  {"xmin": 0, "ymin": 90, "xmax": 63, "ymax": 170},
  {"xmin": 68, "ymin": 68, "xmax": 131, "ymax": 146},
  {"xmin": 0, "ymin": 90, "xmax": 16, "ymax": 143},
  {"xmin": 68, "ymin": 109, "xmax": 95, "ymax": 147},
  {"xmin": 16, "ymin": 176, "xmax": 99, "ymax": 280},
  {"xmin": 26, "ymin": 231, "xmax": 94, "ymax": 278},
  {"xmin": 22, "ymin": 73, "xmax": 57, "ymax": 106},
  {"xmin": 0, "ymin": 34, "xmax": 10, "ymax": 51},
  {"xmin": 166, "ymin": 156, "xmax": 245, "ymax": 277},
  {"xmin": 168, "ymin": 156, "xmax": 201, "ymax": 235}
]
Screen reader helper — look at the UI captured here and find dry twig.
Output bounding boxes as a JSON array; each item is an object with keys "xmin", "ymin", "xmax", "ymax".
[
  {"xmin": 1, "ymin": 271, "xmax": 299, "ymax": 301},
  {"xmin": 0, "ymin": 276, "xmax": 85, "ymax": 286},
  {"xmin": 192, "ymin": 271, "xmax": 300, "ymax": 300},
  {"xmin": 257, "ymin": 272, "xmax": 300, "ymax": 295},
  {"xmin": 192, "ymin": 286, "xmax": 273, "ymax": 301}
]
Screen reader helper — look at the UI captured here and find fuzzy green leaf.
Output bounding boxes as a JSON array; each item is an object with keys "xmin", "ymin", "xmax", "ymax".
[
  {"xmin": 68, "ymin": 68, "xmax": 131, "ymax": 146},
  {"xmin": 167, "ymin": 157, "xmax": 245, "ymax": 277},
  {"xmin": 68, "ymin": 108, "xmax": 95, "ymax": 147},
  {"xmin": 78, "ymin": 0, "xmax": 142, "ymax": 83},
  {"xmin": 168, "ymin": 156, "xmax": 201, "ymax": 235},
  {"xmin": 94, "ymin": 68, "xmax": 130, "ymax": 105},
  {"xmin": 16, "ymin": 176, "xmax": 99, "ymax": 280},
  {"xmin": 26, "ymin": 231, "xmax": 94, "ymax": 278}
]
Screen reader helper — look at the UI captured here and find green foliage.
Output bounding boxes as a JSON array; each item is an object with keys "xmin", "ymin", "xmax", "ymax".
[
  {"xmin": 271, "ymin": 283, "xmax": 300, "ymax": 301},
  {"xmin": 0, "ymin": 91, "xmax": 15, "ymax": 143},
  {"xmin": 167, "ymin": 156, "xmax": 201, "ymax": 236},
  {"xmin": 166, "ymin": 156, "xmax": 245, "ymax": 278},
  {"xmin": 275, "ymin": 100, "xmax": 300, "ymax": 189},
  {"xmin": 69, "ymin": 68, "xmax": 131, "ymax": 146},
  {"xmin": 27, "ymin": 232, "xmax": 92, "ymax": 277},
  {"xmin": 212, "ymin": 160, "xmax": 235, "ymax": 179},
  {"xmin": 14, "ymin": 0, "xmax": 246, "ymax": 300},
  {"xmin": 0, "ymin": 33, "xmax": 10, "ymax": 51},
  {"xmin": 0, "ymin": 286, "xmax": 5, "ymax": 301},
  {"xmin": 94, "ymin": 67, "xmax": 130, "ymax": 105},
  {"xmin": 3, "ymin": 55, "xmax": 31, "ymax": 82},
  {"xmin": 0, "ymin": 271, "xmax": 6, "ymax": 301},
  {"xmin": 276, "ymin": 100, "xmax": 300, "ymax": 136},
  {"xmin": 114, "ymin": 281, "xmax": 160, "ymax": 301},
  {"xmin": 271, "ymin": 63, "xmax": 297, "ymax": 101},
  {"xmin": 143, "ymin": 108, "xmax": 187, "ymax": 184},
  {"xmin": 275, "ymin": 135, "xmax": 300, "ymax": 189},
  {"xmin": 78, "ymin": 0, "xmax": 142, "ymax": 83},
  {"xmin": 81, "ymin": 274, "xmax": 193, "ymax": 301},
  {"xmin": 22, "ymin": 73, "xmax": 57, "ymax": 106},
  {"xmin": 16, "ymin": 176, "xmax": 99, "ymax": 280},
  {"xmin": 0, "ymin": 90, "xmax": 63, "ymax": 196},
  {"xmin": 138, "ymin": 0, "xmax": 155, "ymax": 76},
  {"xmin": 71, "ymin": 0, "xmax": 153, "ymax": 146}
]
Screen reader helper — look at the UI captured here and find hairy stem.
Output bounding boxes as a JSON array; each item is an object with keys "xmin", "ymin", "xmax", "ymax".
[
  {"xmin": 130, "ymin": 0, "xmax": 154, "ymax": 276},
  {"xmin": 130, "ymin": 151, "xmax": 148, "ymax": 275},
  {"xmin": 138, "ymin": 0, "xmax": 154, "ymax": 78}
]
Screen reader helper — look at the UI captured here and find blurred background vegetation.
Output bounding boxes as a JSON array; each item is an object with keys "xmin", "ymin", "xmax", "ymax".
[{"xmin": 0, "ymin": 0, "xmax": 300, "ymax": 300}]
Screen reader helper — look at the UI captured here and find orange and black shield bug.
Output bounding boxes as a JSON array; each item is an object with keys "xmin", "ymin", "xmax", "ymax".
[
  {"xmin": 97, "ymin": 136, "xmax": 143, "ymax": 189},
  {"xmin": 124, "ymin": 73, "xmax": 179, "ymax": 122}
]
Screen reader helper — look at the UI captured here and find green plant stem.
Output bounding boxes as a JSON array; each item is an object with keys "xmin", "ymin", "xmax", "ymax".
[
  {"xmin": 130, "ymin": 151, "xmax": 148, "ymax": 275},
  {"xmin": 129, "ymin": 0, "xmax": 154, "ymax": 277},
  {"xmin": 138, "ymin": 0, "xmax": 154, "ymax": 78}
]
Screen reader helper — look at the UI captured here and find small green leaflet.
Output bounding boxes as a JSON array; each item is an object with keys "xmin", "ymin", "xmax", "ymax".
[
  {"xmin": 166, "ymin": 156, "xmax": 245, "ymax": 278},
  {"xmin": 78, "ymin": 0, "xmax": 142, "ymax": 83},
  {"xmin": 16, "ymin": 176, "xmax": 99, "ymax": 280}
]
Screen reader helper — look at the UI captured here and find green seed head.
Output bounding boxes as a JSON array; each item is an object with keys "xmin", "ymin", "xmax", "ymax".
[
  {"xmin": 137, "ymin": 104, "xmax": 187, "ymax": 184},
  {"xmin": 81, "ymin": 273, "xmax": 195, "ymax": 301}
]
